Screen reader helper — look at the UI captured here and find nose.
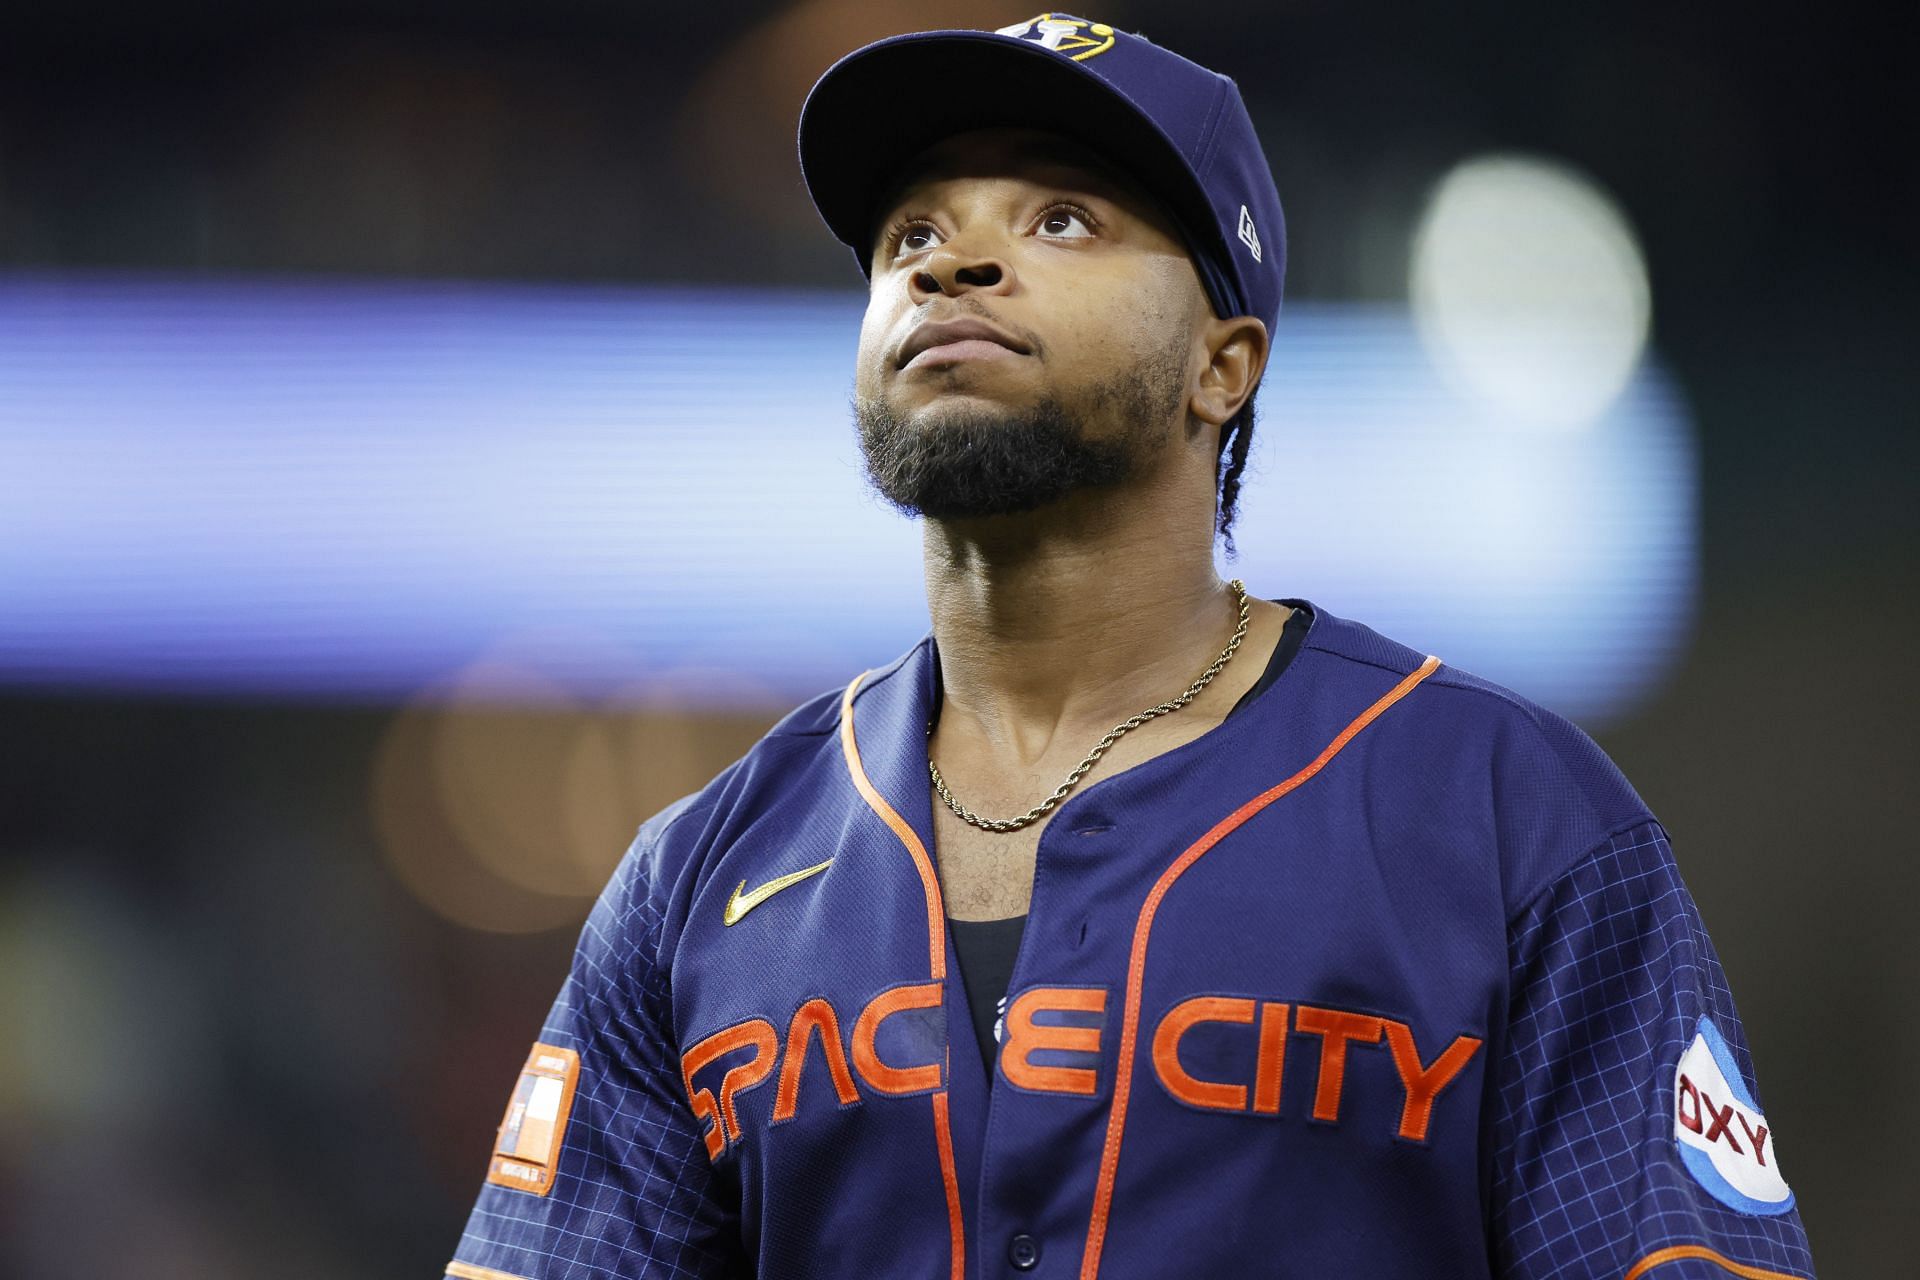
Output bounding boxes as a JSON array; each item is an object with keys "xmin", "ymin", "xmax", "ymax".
[{"xmin": 909, "ymin": 240, "xmax": 1013, "ymax": 303}]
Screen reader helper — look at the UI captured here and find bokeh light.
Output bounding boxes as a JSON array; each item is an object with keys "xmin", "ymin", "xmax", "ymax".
[
  {"xmin": 370, "ymin": 640, "xmax": 783, "ymax": 933},
  {"xmin": 1410, "ymin": 153, "xmax": 1652, "ymax": 431},
  {"xmin": 372, "ymin": 682, "xmax": 596, "ymax": 935}
]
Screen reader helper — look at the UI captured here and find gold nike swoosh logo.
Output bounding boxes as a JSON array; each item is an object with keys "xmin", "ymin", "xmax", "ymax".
[{"xmin": 723, "ymin": 857, "xmax": 834, "ymax": 926}]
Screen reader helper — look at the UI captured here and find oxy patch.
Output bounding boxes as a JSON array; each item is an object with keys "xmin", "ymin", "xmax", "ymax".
[{"xmin": 1674, "ymin": 1018, "xmax": 1793, "ymax": 1215}]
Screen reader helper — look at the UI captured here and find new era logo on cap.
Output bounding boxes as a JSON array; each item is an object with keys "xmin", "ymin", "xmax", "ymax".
[{"xmin": 1237, "ymin": 205, "xmax": 1261, "ymax": 263}]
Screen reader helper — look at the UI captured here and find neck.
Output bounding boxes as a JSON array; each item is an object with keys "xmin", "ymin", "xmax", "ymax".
[{"xmin": 924, "ymin": 486, "xmax": 1231, "ymax": 762}]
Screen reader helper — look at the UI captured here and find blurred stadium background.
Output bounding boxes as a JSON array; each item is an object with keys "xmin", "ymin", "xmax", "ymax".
[{"xmin": 0, "ymin": 2, "xmax": 1910, "ymax": 1275}]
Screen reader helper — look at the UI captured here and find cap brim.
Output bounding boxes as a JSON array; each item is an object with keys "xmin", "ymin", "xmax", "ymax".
[{"xmin": 798, "ymin": 31, "xmax": 1224, "ymax": 280}]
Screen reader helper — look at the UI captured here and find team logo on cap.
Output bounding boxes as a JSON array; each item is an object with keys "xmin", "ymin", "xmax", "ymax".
[{"xmin": 995, "ymin": 13, "xmax": 1117, "ymax": 62}]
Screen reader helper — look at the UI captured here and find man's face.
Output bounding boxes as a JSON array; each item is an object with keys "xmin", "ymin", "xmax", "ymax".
[{"xmin": 853, "ymin": 128, "xmax": 1212, "ymax": 521}]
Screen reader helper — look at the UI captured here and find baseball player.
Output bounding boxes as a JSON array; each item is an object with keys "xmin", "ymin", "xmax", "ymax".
[{"xmin": 447, "ymin": 15, "xmax": 1814, "ymax": 1279}]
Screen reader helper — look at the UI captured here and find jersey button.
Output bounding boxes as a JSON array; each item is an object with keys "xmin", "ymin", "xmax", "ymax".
[{"xmin": 1007, "ymin": 1233, "xmax": 1041, "ymax": 1271}]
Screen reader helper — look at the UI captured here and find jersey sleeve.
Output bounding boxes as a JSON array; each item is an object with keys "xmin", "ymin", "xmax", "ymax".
[
  {"xmin": 1488, "ymin": 821, "xmax": 1815, "ymax": 1280},
  {"xmin": 447, "ymin": 813, "xmax": 745, "ymax": 1280}
]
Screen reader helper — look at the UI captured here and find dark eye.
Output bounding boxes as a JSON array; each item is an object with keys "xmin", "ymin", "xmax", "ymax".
[
  {"xmin": 896, "ymin": 222, "xmax": 944, "ymax": 256},
  {"xmin": 1036, "ymin": 206, "xmax": 1094, "ymax": 239}
]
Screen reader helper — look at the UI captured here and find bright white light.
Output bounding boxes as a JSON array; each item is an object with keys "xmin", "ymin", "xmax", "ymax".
[
  {"xmin": 0, "ymin": 275, "xmax": 1696, "ymax": 724},
  {"xmin": 1411, "ymin": 154, "xmax": 1651, "ymax": 432}
]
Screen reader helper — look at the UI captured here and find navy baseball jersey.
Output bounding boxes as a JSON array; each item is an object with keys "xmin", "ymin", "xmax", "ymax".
[{"xmin": 448, "ymin": 605, "xmax": 1813, "ymax": 1280}]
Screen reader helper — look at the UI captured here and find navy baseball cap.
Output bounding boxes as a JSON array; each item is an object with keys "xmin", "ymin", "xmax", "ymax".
[{"xmin": 797, "ymin": 13, "xmax": 1286, "ymax": 336}]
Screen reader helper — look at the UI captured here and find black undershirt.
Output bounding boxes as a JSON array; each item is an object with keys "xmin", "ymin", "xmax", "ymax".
[{"xmin": 947, "ymin": 601, "xmax": 1314, "ymax": 1081}]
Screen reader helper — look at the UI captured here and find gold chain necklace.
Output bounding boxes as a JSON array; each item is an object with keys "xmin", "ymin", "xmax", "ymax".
[{"xmin": 928, "ymin": 579, "xmax": 1251, "ymax": 833}]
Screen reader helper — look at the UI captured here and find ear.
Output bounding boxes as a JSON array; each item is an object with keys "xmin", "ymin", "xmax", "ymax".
[{"xmin": 1189, "ymin": 315, "xmax": 1269, "ymax": 429}]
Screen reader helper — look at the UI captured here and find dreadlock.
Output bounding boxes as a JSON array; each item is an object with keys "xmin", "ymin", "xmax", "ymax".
[{"xmin": 1214, "ymin": 398, "xmax": 1256, "ymax": 557}]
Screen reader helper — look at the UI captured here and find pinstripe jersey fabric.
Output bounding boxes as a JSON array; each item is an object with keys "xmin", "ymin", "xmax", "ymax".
[{"xmin": 448, "ymin": 605, "xmax": 1814, "ymax": 1280}]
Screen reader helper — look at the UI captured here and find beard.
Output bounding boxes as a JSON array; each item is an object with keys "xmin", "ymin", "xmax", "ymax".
[{"xmin": 853, "ymin": 343, "xmax": 1188, "ymax": 521}]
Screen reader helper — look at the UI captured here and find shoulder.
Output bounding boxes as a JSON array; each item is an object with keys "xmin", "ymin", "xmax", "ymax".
[
  {"xmin": 611, "ymin": 639, "xmax": 930, "ymax": 926},
  {"xmin": 1296, "ymin": 605, "xmax": 1656, "ymax": 917},
  {"xmin": 624, "ymin": 683, "xmax": 843, "ymax": 878}
]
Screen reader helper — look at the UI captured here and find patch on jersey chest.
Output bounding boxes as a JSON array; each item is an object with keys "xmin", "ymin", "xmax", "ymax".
[
  {"xmin": 487, "ymin": 1042, "xmax": 580, "ymax": 1196},
  {"xmin": 1674, "ymin": 1018, "xmax": 1793, "ymax": 1214}
]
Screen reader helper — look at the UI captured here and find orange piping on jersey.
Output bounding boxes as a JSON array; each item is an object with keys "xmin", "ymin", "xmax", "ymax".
[
  {"xmin": 840, "ymin": 672, "xmax": 946, "ymax": 980},
  {"xmin": 445, "ymin": 1263, "xmax": 533, "ymax": 1280},
  {"xmin": 1078, "ymin": 654, "xmax": 1442, "ymax": 1280},
  {"xmin": 839, "ymin": 671, "xmax": 964, "ymax": 1280},
  {"xmin": 1622, "ymin": 1245, "xmax": 1808, "ymax": 1280},
  {"xmin": 932, "ymin": 1090, "xmax": 966, "ymax": 1280}
]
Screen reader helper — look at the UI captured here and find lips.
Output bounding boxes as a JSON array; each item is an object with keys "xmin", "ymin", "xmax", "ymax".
[{"xmin": 895, "ymin": 317, "xmax": 1031, "ymax": 370}]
